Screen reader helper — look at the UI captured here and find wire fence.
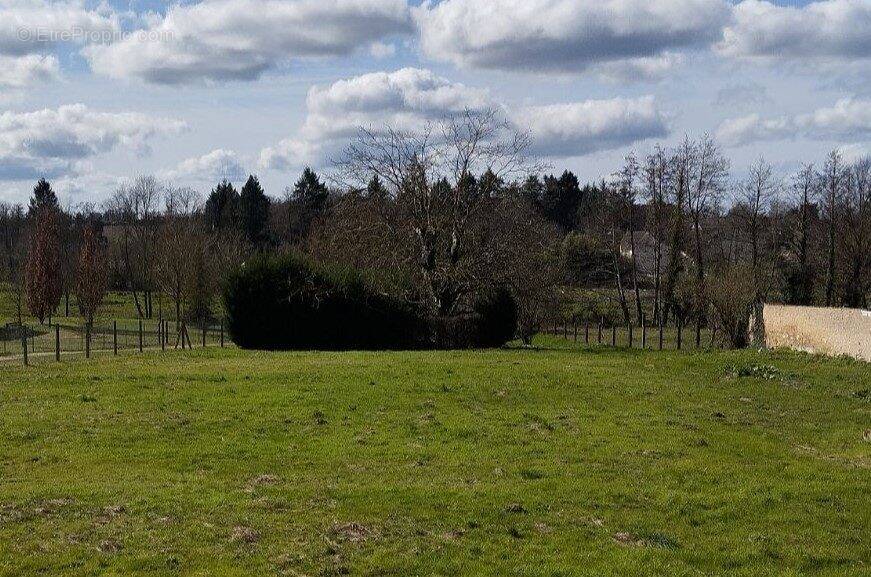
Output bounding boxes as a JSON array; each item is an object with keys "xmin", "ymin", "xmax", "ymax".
[
  {"xmin": 0, "ymin": 319, "xmax": 229, "ymax": 365},
  {"xmin": 546, "ymin": 315, "xmax": 727, "ymax": 351}
]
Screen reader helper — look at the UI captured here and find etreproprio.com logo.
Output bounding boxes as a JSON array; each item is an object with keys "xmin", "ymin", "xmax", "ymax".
[{"xmin": 16, "ymin": 26, "xmax": 172, "ymax": 43}]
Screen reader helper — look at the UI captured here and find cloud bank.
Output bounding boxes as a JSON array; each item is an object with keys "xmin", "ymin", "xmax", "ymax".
[{"xmin": 85, "ymin": 0, "xmax": 413, "ymax": 84}]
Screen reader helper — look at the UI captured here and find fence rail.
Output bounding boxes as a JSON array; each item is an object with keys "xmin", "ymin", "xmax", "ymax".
[
  {"xmin": 546, "ymin": 315, "xmax": 725, "ymax": 351},
  {"xmin": 1, "ymin": 319, "xmax": 228, "ymax": 365}
]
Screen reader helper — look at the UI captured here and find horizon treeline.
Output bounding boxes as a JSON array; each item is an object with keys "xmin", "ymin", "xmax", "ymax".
[{"xmin": 1, "ymin": 123, "xmax": 869, "ymax": 347}]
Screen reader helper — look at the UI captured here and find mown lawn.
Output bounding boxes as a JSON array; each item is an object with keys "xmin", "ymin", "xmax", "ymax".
[{"xmin": 0, "ymin": 340, "xmax": 869, "ymax": 576}]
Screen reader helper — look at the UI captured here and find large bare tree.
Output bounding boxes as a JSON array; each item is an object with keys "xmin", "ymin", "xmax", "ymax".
[
  {"xmin": 336, "ymin": 108, "xmax": 540, "ymax": 316},
  {"xmin": 819, "ymin": 150, "xmax": 844, "ymax": 306},
  {"xmin": 104, "ymin": 176, "xmax": 163, "ymax": 318}
]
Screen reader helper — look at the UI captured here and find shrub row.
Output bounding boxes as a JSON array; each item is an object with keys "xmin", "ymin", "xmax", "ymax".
[{"xmin": 224, "ymin": 253, "xmax": 517, "ymax": 351}]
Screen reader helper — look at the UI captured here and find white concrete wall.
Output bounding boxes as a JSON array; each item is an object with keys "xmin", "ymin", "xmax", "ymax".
[{"xmin": 764, "ymin": 304, "xmax": 871, "ymax": 362}]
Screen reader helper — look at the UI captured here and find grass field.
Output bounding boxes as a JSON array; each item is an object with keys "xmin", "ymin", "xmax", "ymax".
[{"xmin": 1, "ymin": 339, "xmax": 869, "ymax": 576}]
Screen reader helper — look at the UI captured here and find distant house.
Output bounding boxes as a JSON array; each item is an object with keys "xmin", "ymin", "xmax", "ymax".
[{"xmin": 619, "ymin": 231, "xmax": 681, "ymax": 279}]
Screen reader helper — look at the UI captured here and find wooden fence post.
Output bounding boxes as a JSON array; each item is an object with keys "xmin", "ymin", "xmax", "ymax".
[
  {"xmin": 573, "ymin": 318, "xmax": 578, "ymax": 342},
  {"xmin": 85, "ymin": 325, "xmax": 91, "ymax": 359},
  {"xmin": 598, "ymin": 318, "xmax": 603, "ymax": 345},
  {"xmin": 202, "ymin": 325, "xmax": 206, "ymax": 348},
  {"xmin": 659, "ymin": 320, "xmax": 664, "ymax": 350},
  {"xmin": 138, "ymin": 319, "xmax": 143, "ymax": 353},
  {"xmin": 641, "ymin": 314, "xmax": 647, "ymax": 349},
  {"xmin": 628, "ymin": 323, "xmax": 633, "ymax": 348},
  {"xmin": 21, "ymin": 326, "xmax": 28, "ymax": 367},
  {"xmin": 55, "ymin": 324, "xmax": 60, "ymax": 362},
  {"xmin": 677, "ymin": 317, "xmax": 683, "ymax": 350}
]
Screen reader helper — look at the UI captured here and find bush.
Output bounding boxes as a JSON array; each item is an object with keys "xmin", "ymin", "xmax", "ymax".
[
  {"xmin": 224, "ymin": 253, "xmax": 427, "ymax": 350},
  {"xmin": 473, "ymin": 286, "xmax": 518, "ymax": 347},
  {"xmin": 708, "ymin": 264, "xmax": 755, "ymax": 349},
  {"xmin": 224, "ymin": 253, "xmax": 519, "ymax": 351}
]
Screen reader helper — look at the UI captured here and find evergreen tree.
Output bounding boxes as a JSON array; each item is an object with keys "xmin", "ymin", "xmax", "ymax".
[
  {"xmin": 28, "ymin": 179, "xmax": 59, "ymax": 217},
  {"xmin": 288, "ymin": 168, "xmax": 329, "ymax": 240},
  {"xmin": 521, "ymin": 175, "xmax": 544, "ymax": 206},
  {"xmin": 366, "ymin": 175, "xmax": 387, "ymax": 199},
  {"xmin": 204, "ymin": 180, "xmax": 240, "ymax": 231},
  {"xmin": 541, "ymin": 170, "xmax": 582, "ymax": 230},
  {"xmin": 239, "ymin": 175, "xmax": 270, "ymax": 245},
  {"xmin": 292, "ymin": 168, "xmax": 329, "ymax": 211},
  {"xmin": 479, "ymin": 169, "xmax": 504, "ymax": 198}
]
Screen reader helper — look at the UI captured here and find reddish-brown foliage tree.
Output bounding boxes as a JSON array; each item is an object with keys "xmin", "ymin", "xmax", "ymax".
[
  {"xmin": 25, "ymin": 208, "xmax": 63, "ymax": 323},
  {"xmin": 76, "ymin": 225, "xmax": 108, "ymax": 328}
]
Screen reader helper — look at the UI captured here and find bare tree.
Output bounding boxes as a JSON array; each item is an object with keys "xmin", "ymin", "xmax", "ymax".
[
  {"xmin": 787, "ymin": 163, "xmax": 818, "ymax": 305},
  {"xmin": 643, "ymin": 146, "xmax": 671, "ymax": 324},
  {"xmin": 337, "ymin": 108, "xmax": 540, "ymax": 316},
  {"xmin": 25, "ymin": 207, "xmax": 63, "ymax": 324},
  {"xmin": 104, "ymin": 176, "xmax": 163, "ymax": 318},
  {"xmin": 615, "ymin": 153, "xmax": 643, "ymax": 325},
  {"xmin": 840, "ymin": 157, "xmax": 871, "ymax": 308},
  {"xmin": 819, "ymin": 150, "xmax": 844, "ymax": 306},
  {"xmin": 0, "ymin": 203, "xmax": 27, "ymax": 323},
  {"xmin": 686, "ymin": 134, "xmax": 729, "ymax": 315},
  {"xmin": 661, "ymin": 138, "xmax": 693, "ymax": 324},
  {"xmin": 739, "ymin": 157, "xmax": 780, "ymax": 345},
  {"xmin": 156, "ymin": 188, "xmax": 203, "ymax": 326},
  {"xmin": 76, "ymin": 225, "xmax": 108, "ymax": 357}
]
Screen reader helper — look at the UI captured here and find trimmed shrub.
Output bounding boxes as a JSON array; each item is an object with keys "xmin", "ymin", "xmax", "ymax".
[
  {"xmin": 224, "ymin": 253, "xmax": 518, "ymax": 351},
  {"xmin": 473, "ymin": 286, "xmax": 518, "ymax": 347},
  {"xmin": 224, "ymin": 253, "xmax": 427, "ymax": 350}
]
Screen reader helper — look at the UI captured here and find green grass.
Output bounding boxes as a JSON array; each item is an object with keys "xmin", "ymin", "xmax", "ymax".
[
  {"xmin": 1, "ymin": 338, "xmax": 869, "ymax": 576},
  {"xmin": 0, "ymin": 284, "xmax": 224, "ymax": 326}
]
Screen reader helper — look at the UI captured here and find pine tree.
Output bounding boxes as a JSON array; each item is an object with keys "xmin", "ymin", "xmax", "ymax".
[
  {"xmin": 239, "ymin": 175, "xmax": 270, "ymax": 245},
  {"xmin": 28, "ymin": 179, "xmax": 59, "ymax": 217},
  {"xmin": 479, "ymin": 169, "xmax": 504, "ymax": 198},
  {"xmin": 204, "ymin": 180, "xmax": 240, "ymax": 231},
  {"xmin": 293, "ymin": 168, "xmax": 329, "ymax": 212},
  {"xmin": 366, "ymin": 175, "xmax": 387, "ymax": 199},
  {"xmin": 289, "ymin": 168, "xmax": 329, "ymax": 240}
]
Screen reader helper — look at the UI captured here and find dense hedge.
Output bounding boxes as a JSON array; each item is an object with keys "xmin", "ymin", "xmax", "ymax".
[
  {"xmin": 224, "ymin": 253, "xmax": 427, "ymax": 350},
  {"xmin": 224, "ymin": 253, "xmax": 518, "ymax": 351}
]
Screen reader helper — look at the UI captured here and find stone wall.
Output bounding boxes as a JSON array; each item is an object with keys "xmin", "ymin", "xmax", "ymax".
[{"xmin": 763, "ymin": 304, "xmax": 871, "ymax": 362}]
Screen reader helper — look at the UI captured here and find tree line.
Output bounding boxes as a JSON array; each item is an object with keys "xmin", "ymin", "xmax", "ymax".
[{"xmin": 1, "ymin": 110, "xmax": 868, "ymax": 348}]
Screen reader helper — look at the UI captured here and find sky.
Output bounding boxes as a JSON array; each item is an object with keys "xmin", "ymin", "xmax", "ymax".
[{"xmin": 0, "ymin": 0, "xmax": 869, "ymax": 205}]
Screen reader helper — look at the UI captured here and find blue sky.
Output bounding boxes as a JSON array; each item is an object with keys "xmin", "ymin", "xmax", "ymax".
[{"xmin": 0, "ymin": 0, "xmax": 868, "ymax": 205}]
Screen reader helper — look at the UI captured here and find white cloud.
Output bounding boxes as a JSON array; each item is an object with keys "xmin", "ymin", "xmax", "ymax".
[
  {"xmin": 164, "ymin": 149, "xmax": 247, "ymax": 183},
  {"xmin": 0, "ymin": 1, "xmax": 117, "ymax": 90},
  {"xmin": 0, "ymin": 0, "xmax": 118, "ymax": 56},
  {"xmin": 415, "ymin": 0, "xmax": 730, "ymax": 76},
  {"xmin": 260, "ymin": 68, "xmax": 670, "ymax": 170},
  {"xmin": 593, "ymin": 53, "xmax": 685, "ymax": 84},
  {"xmin": 719, "ymin": 0, "xmax": 871, "ymax": 62},
  {"xmin": 515, "ymin": 96, "xmax": 670, "ymax": 157},
  {"xmin": 85, "ymin": 0, "xmax": 413, "ymax": 84},
  {"xmin": 0, "ymin": 54, "xmax": 58, "ymax": 89},
  {"xmin": 0, "ymin": 104, "xmax": 186, "ymax": 181},
  {"xmin": 717, "ymin": 98, "xmax": 871, "ymax": 146},
  {"xmin": 261, "ymin": 67, "xmax": 493, "ymax": 170}
]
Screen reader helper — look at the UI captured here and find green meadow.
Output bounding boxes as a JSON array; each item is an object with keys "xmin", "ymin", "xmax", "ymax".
[{"xmin": 1, "ymin": 339, "xmax": 868, "ymax": 576}]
